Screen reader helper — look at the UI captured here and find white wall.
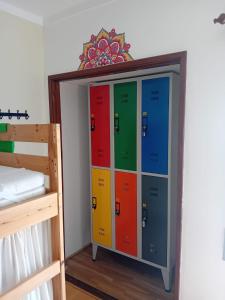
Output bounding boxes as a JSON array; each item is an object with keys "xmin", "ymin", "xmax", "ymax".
[
  {"xmin": 60, "ymin": 81, "xmax": 90, "ymax": 258},
  {"xmin": 44, "ymin": 1, "xmax": 225, "ymax": 299},
  {"xmin": 0, "ymin": 11, "xmax": 45, "ymax": 154}
]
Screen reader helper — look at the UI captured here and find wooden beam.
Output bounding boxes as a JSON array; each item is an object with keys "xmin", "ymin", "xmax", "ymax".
[
  {"xmin": 0, "ymin": 124, "xmax": 49, "ymax": 143},
  {"xmin": 0, "ymin": 153, "xmax": 50, "ymax": 175},
  {"xmin": 49, "ymin": 80, "xmax": 61, "ymax": 124},
  {"xmin": 49, "ymin": 124, "xmax": 66, "ymax": 300},
  {"xmin": 48, "ymin": 51, "xmax": 186, "ymax": 82},
  {"xmin": 0, "ymin": 261, "xmax": 60, "ymax": 300},
  {"xmin": 0, "ymin": 193, "xmax": 58, "ymax": 238}
]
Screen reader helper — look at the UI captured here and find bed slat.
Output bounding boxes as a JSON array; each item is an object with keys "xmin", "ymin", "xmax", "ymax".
[
  {"xmin": 0, "ymin": 261, "xmax": 60, "ymax": 300},
  {"xmin": 0, "ymin": 192, "xmax": 58, "ymax": 238},
  {"xmin": 0, "ymin": 124, "xmax": 49, "ymax": 143},
  {"xmin": 0, "ymin": 153, "xmax": 50, "ymax": 175}
]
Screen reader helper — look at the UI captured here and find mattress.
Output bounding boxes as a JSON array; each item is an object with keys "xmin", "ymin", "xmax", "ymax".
[
  {"xmin": 0, "ymin": 166, "xmax": 44, "ymax": 195},
  {"xmin": 0, "ymin": 166, "xmax": 53, "ymax": 300}
]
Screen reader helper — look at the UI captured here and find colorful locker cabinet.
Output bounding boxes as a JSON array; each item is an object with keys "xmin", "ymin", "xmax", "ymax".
[
  {"xmin": 89, "ymin": 73, "xmax": 179, "ymax": 292},
  {"xmin": 114, "ymin": 81, "xmax": 137, "ymax": 171},
  {"xmin": 142, "ymin": 77, "xmax": 169, "ymax": 175},
  {"xmin": 92, "ymin": 168, "xmax": 112, "ymax": 248},
  {"xmin": 115, "ymin": 172, "xmax": 137, "ymax": 256},
  {"xmin": 90, "ymin": 85, "xmax": 110, "ymax": 167}
]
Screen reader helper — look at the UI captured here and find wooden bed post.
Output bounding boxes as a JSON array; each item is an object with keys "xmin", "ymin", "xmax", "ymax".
[{"xmin": 48, "ymin": 124, "xmax": 66, "ymax": 300}]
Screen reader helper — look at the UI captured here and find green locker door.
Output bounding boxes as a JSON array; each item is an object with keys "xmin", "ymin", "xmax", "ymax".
[{"xmin": 114, "ymin": 81, "xmax": 137, "ymax": 171}]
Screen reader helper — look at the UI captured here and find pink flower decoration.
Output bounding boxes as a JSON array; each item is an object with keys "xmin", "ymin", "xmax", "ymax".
[
  {"xmin": 110, "ymin": 42, "xmax": 119, "ymax": 55},
  {"xmin": 90, "ymin": 34, "xmax": 96, "ymax": 43},
  {"xmin": 109, "ymin": 28, "xmax": 116, "ymax": 38},
  {"xmin": 88, "ymin": 47, "xmax": 97, "ymax": 60},
  {"xmin": 98, "ymin": 39, "xmax": 108, "ymax": 51},
  {"xmin": 124, "ymin": 43, "xmax": 131, "ymax": 51},
  {"xmin": 78, "ymin": 28, "xmax": 133, "ymax": 70}
]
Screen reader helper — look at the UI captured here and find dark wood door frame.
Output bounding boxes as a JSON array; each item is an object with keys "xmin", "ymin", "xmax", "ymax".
[{"xmin": 48, "ymin": 51, "xmax": 187, "ymax": 300}]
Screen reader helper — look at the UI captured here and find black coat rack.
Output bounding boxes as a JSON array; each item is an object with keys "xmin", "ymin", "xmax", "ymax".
[{"xmin": 0, "ymin": 109, "xmax": 29, "ymax": 120}]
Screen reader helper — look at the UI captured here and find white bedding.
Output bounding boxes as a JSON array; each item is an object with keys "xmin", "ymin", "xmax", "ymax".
[
  {"xmin": 0, "ymin": 166, "xmax": 44, "ymax": 195},
  {"xmin": 0, "ymin": 186, "xmax": 45, "ymax": 206},
  {"xmin": 0, "ymin": 166, "xmax": 53, "ymax": 300}
]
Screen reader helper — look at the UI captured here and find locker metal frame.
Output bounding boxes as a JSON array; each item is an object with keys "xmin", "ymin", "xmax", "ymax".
[{"xmin": 88, "ymin": 72, "xmax": 180, "ymax": 291}]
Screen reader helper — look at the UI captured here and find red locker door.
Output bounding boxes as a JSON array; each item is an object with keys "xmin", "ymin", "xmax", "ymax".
[
  {"xmin": 90, "ymin": 85, "xmax": 110, "ymax": 167},
  {"xmin": 115, "ymin": 171, "xmax": 137, "ymax": 256}
]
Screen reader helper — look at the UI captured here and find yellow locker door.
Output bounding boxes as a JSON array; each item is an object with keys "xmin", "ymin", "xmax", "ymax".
[{"xmin": 92, "ymin": 168, "xmax": 112, "ymax": 247}]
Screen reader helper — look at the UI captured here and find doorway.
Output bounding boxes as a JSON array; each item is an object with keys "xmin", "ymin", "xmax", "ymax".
[{"xmin": 48, "ymin": 52, "xmax": 187, "ymax": 300}]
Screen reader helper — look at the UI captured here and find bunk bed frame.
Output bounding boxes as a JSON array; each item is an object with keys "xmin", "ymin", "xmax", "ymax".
[{"xmin": 0, "ymin": 124, "xmax": 66, "ymax": 300}]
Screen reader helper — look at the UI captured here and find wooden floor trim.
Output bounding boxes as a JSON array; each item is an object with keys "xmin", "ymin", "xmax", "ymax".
[{"xmin": 66, "ymin": 273, "xmax": 117, "ymax": 300}]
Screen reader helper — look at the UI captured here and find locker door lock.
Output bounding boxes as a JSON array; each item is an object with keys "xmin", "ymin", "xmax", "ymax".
[
  {"xmin": 92, "ymin": 197, "xmax": 97, "ymax": 209},
  {"xmin": 115, "ymin": 201, "xmax": 120, "ymax": 216},
  {"xmin": 91, "ymin": 114, "xmax": 95, "ymax": 131},
  {"xmin": 142, "ymin": 112, "xmax": 148, "ymax": 137},
  {"xmin": 149, "ymin": 243, "xmax": 157, "ymax": 254},
  {"xmin": 114, "ymin": 113, "xmax": 120, "ymax": 132}
]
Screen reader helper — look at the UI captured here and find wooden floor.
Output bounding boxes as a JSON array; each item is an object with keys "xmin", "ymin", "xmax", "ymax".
[
  {"xmin": 66, "ymin": 246, "xmax": 175, "ymax": 300},
  {"xmin": 66, "ymin": 282, "xmax": 99, "ymax": 300}
]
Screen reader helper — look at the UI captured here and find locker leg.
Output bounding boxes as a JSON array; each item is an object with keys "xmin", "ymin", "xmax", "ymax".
[
  {"xmin": 92, "ymin": 244, "xmax": 98, "ymax": 261},
  {"xmin": 161, "ymin": 268, "xmax": 173, "ymax": 292}
]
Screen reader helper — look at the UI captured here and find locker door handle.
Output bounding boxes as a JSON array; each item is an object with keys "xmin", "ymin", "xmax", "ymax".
[
  {"xmin": 115, "ymin": 201, "xmax": 120, "ymax": 216},
  {"xmin": 114, "ymin": 113, "xmax": 120, "ymax": 132},
  {"xmin": 142, "ymin": 216, "xmax": 147, "ymax": 228},
  {"xmin": 91, "ymin": 114, "xmax": 95, "ymax": 131},
  {"xmin": 142, "ymin": 112, "xmax": 148, "ymax": 137},
  {"xmin": 142, "ymin": 207, "xmax": 148, "ymax": 228},
  {"xmin": 92, "ymin": 197, "xmax": 97, "ymax": 209}
]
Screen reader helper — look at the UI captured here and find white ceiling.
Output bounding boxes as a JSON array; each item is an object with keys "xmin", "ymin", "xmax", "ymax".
[
  {"xmin": 0, "ymin": 0, "xmax": 114, "ymax": 24},
  {"xmin": 1, "ymin": 0, "xmax": 85, "ymax": 17}
]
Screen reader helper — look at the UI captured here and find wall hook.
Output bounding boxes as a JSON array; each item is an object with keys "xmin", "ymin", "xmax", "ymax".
[
  {"xmin": 25, "ymin": 110, "xmax": 29, "ymax": 120},
  {"xmin": 8, "ymin": 109, "xmax": 12, "ymax": 120},
  {"xmin": 0, "ymin": 109, "xmax": 30, "ymax": 120},
  {"xmin": 214, "ymin": 13, "xmax": 225, "ymax": 24},
  {"xmin": 17, "ymin": 110, "xmax": 20, "ymax": 120}
]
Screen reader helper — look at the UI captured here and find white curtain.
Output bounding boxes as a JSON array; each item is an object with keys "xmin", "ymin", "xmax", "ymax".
[
  {"xmin": 0, "ymin": 221, "xmax": 53, "ymax": 300},
  {"xmin": 0, "ymin": 166, "xmax": 53, "ymax": 299}
]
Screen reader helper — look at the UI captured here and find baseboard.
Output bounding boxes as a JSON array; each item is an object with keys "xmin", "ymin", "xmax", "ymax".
[{"xmin": 65, "ymin": 242, "xmax": 91, "ymax": 262}]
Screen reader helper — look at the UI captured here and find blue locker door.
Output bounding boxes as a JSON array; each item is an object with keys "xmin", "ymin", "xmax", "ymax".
[{"xmin": 142, "ymin": 77, "xmax": 169, "ymax": 175}]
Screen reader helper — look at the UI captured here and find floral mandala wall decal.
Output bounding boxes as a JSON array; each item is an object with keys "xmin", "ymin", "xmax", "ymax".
[{"xmin": 78, "ymin": 28, "xmax": 134, "ymax": 70}]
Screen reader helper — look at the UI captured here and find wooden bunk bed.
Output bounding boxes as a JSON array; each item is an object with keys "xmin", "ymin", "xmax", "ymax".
[{"xmin": 0, "ymin": 124, "xmax": 66, "ymax": 300}]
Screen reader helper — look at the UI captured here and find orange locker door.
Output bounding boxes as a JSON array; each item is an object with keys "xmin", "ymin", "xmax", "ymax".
[{"xmin": 115, "ymin": 171, "xmax": 137, "ymax": 256}]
